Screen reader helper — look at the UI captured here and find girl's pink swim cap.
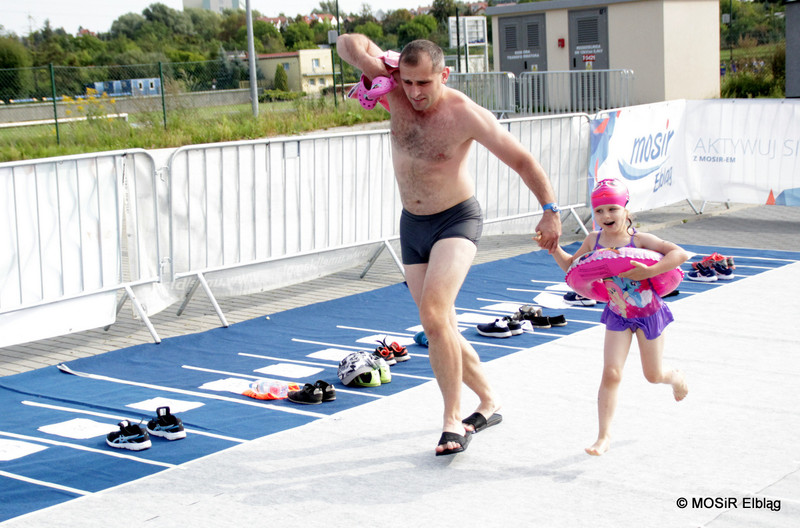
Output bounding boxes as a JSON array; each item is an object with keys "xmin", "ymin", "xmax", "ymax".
[{"xmin": 591, "ymin": 179, "xmax": 629, "ymax": 208}]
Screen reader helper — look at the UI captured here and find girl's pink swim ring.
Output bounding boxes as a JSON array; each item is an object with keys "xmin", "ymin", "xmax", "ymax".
[{"xmin": 565, "ymin": 247, "xmax": 684, "ymax": 302}]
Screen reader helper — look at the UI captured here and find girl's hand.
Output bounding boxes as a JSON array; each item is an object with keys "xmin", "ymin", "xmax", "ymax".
[{"xmin": 619, "ymin": 260, "xmax": 653, "ymax": 281}]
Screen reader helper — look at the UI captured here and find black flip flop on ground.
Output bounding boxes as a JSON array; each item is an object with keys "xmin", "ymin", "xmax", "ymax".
[
  {"xmin": 435, "ymin": 431, "xmax": 472, "ymax": 456},
  {"xmin": 462, "ymin": 412, "xmax": 503, "ymax": 433}
]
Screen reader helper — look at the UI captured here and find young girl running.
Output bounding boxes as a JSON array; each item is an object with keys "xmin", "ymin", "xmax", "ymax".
[{"xmin": 548, "ymin": 179, "xmax": 690, "ymax": 455}]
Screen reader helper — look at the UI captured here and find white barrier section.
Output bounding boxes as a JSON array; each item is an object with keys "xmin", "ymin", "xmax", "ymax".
[
  {"xmin": 154, "ymin": 116, "xmax": 591, "ymax": 323},
  {"xmin": 156, "ymin": 132, "xmax": 398, "ymax": 321},
  {"xmin": 479, "ymin": 114, "xmax": 591, "ymax": 233},
  {"xmin": 0, "ymin": 151, "xmax": 161, "ymax": 347}
]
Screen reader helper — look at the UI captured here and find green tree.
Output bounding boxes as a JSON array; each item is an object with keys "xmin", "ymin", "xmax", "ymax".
[
  {"xmin": 397, "ymin": 21, "xmax": 432, "ymax": 48},
  {"xmin": 431, "ymin": 0, "xmax": 458, "ymax": 27},
  {"xmin": 274, "ymin": 63, "xmax": 289, "ymax": 91},
  {"xmin": 313, "ymin": 1, "xmax": 338, "ymax": 15},
  {"xmin": 282, "ymin": 21, "xmax": 315, "ymax": 51},
  {"xmin": 185, "ymin": 8, "xmax": 223, "ymax": 42},
  {"xmin": 382, "ymin": 9, "xmax": 414, "ymax": 36},
  {"xmin": 110, "ymin": 13, "xmax": 147, "ymax": 40},
  {"xmin": 353, "ymin": 21, "xmax": 384, "ymax": 42},
  {"xmin": 0, "ymin": 36, "xmax": 34, "ymax": 100}
]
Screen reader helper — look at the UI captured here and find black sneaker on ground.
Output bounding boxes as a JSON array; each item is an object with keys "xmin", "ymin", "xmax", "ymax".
[
  {"xmin": 502, "ymin": 316, "xmax": 524, "ymax": 335},
  {"xmin": 563, "ymin": 291, "xmax": 597, "ymax": 306},
  {"xmin": 517, "ymin": 305, "xmax": 551, "ymax": 328},
  {"xmin": 288, "ymin": 383, "xmax": 323, "ymax": 405},
  {"xmin": 314, "ymin": 380, "xmax": 337, "ymax": 402},
  {"xmin": 146, "ymin": 406, "xmax": 186, "ymax": 441},
  {"xmin": 477, "ymin": 318, "xmax": 513, "ymax": 338},
  {"xmin": 107, "ymin": 420, "xmax": 152, "ymax": 451}
]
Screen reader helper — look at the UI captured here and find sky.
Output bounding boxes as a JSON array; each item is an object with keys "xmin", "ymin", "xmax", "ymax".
[{"xmin": 0, "ymin": 1, "xmax": 434, "ymax": 37}]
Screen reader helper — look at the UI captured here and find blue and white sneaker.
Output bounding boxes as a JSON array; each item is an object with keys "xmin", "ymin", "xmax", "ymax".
[
  {"xmin": 146, "ymin": 407, "xmax": 186, "ymax": 440},
  {"xmin": 711, "ymin": 261, "xmax": 734, "ymax": 280},
  {"xmin": 107, "ymin": 420, "xmax": 152, "ymax": 451},
  {"xmin": 687, "ymin": 262, "xmax": 718, "ymax": 282},
  {"xmin": 563, "ymin": 291, "xmax": 597, "ymax": 306}
]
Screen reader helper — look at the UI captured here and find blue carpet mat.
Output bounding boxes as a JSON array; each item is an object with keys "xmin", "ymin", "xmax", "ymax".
[{"xmin": 1, "ymin": 243, "xmax": 798, "ymax": 522}]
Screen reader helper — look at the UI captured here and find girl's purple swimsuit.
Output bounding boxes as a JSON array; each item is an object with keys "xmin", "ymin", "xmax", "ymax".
[{"xmin": 594, "ymin": 229, "xmax": 674, "ymax": 340}]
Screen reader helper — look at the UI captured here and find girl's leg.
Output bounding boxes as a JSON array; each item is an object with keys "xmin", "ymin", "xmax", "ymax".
[
  {"xmin": 636, "ymin": 331, "xmax": 689, "ymax": 401},
  {"xmin": 587, "ymin": 329, "xmax": 632, "ymax": 456}
]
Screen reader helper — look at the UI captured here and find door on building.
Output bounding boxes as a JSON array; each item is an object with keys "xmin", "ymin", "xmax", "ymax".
[
  {"xmin": 498, "ymin": 14, "xmax": 547, "ymax": 107},
  {"xmin": 498, "ymin": 14, "xmax": 547, "ymax": 75},
  {"xmin": 568, "ymin": 7, "xmax": 609, "ymax": 110}
]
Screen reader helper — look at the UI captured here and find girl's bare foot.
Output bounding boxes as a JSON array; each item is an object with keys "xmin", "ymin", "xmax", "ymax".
[
  {"xmin": 672, "ymin": 370, "xmax": 688, "ymax": 401},
  {"xmin": 585, "ymin": 436, "xmax": 611, "ymax": 456}
]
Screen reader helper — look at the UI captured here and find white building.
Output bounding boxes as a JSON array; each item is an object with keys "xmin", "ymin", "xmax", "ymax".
[
  {"xmin": 182, "ymin": 0, "xmax": 241, "ymax": 14},
  {"xmin": 486, "ymin": 0, "xmax": 721, "ymax": 103}
]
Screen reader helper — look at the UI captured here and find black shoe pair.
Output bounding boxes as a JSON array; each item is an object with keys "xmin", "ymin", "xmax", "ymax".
[
  {"xmin": 287, "ymin": 380, "xmax": 337, "ymax": 405},
  {"xmin": 517, "ymin": 305, "xmax": 567, "ymax": 329}
]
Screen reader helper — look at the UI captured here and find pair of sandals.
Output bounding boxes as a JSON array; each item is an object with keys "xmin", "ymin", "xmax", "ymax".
[
  {"xmin": 347, "ymin": 50, "xmax": 400, "ymax": 111},
  {"xmin": 516, "ymin": 304, "xmax": 567, "ymax": 329},
  {"xmin": 436, "ymin": 412, "xmax": 503, "ymax": 457}
]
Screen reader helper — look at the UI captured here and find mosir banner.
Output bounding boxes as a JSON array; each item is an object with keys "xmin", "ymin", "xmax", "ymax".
[{"xmin": 590, "ymin": 99, "xmax": 800, "ymax": 209}]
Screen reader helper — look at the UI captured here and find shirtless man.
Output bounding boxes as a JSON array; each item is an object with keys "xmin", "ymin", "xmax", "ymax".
[{"xmin": 337, "ymin": 35, "xmax": 562, "ymax": 456}]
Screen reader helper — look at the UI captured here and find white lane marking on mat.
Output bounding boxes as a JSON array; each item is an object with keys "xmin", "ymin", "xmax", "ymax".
[
  {"xmin": 22, "ymin": 400, "xmax": 245, "ymax": 443},
  {"xmin": 0, "ymin": 431, "xmax": 175, "ymax": 468},
  {"xmin": 0, "ymin": 469, "xmax": 90, "ymax": 496},
  {"xmin": 0, "ymin": 438, "xmax": 48, "ymax": 461},
  {"xmin": 38, "ymin": 418, "xmax": 117, "ymax": 440}
]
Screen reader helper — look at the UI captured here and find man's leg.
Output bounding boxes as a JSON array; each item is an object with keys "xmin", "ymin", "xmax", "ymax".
[{"xmin": 405, "ymin": 237, "xmax": 484, "ymax": 453}]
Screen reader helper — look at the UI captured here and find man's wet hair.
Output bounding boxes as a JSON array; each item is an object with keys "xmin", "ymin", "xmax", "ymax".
[{"xmin": 400, "ymin": 40, "xmax": 445, "ymax": 72}]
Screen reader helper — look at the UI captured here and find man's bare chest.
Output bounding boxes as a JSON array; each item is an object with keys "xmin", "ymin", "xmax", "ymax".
[{"xmin": 391, "ymin": 113, "xmax": 461, "ymax": 163}]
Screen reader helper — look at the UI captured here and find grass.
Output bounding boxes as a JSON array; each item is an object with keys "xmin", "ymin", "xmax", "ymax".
[{"xmin": 0, "ymin": 96, "xmax": 389, "ymax": 163}]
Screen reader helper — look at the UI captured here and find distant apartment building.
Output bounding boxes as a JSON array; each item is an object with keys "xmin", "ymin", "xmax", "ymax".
[
  {"xmin": 257, "ymin": 49, "xmax": 333, "ymax": 94},
  {"xmin": 182, "ymin": 0, "xmax": 241, "ymax": 14}
]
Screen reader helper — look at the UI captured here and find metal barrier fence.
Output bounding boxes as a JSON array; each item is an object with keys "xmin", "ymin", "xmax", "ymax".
[
  {"xmin": 161, "ymin": 114, "xmax": 592, "ymax": 325},
  {"xmin": 0, "ymin": 114, "xmax": 592, "ymax": 346},
  {"xmin": 518, "ymin": 69, "xmax": 635, "ymax": 115},
  {"xmin": 0, "ymin": 150, "xmax": 164, "ymax": 347},
  {"xmin": 448, "ymin": 72, "xmax": 517, "ymax": 117}
]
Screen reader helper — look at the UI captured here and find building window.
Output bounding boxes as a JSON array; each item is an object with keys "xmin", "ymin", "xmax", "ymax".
[
  {"xmin": 319, "ymin": 78, "xmax": 326, "ymax": 86},
  {"xmin": 309, "ymin": 79, "xmax": 316, "ymax": 86},
  {"xmin": 312, "ymin": 58, "xmax": 320, "ymax": 69},
  {"xmin": 282, "ymin": 62, "xmax": 290, "ymax": 71}
]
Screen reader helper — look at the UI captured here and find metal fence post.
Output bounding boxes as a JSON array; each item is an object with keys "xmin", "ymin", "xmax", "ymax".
[
  {"xmin": 159, "ymin": 61, "xmax": 167, "ymax": 130},
  {"xmin": 49, "ymin": 64, "xmax": 60, "ymax": 145}
]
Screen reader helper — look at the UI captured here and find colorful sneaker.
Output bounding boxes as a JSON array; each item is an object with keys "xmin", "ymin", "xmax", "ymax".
[
  {"xmin": 107, "ymin": 420, "xmax": 151, "ymax": 451},
  {"xmin": 477, "ymin": 318, "xmax": 513, "ymax": 338},
  {"xmin": 146, "ymin": 406, "xmax": 186, "ymax": 441},
  {"xmin": 413, "ymin": 331, "xmax": 429, "ymax": 347},
  {"xmin": 287, "ymin": 383, "xmax": 323, "ymax": 405},
  {"xmin": 563, "ymin": 291, "xmax": 597, "ymax": 306},
  {"xmin": 372, "ymin": 344, "xmax": 396, "ymax": 366},
  {"xmin": 314, "ymin": 380, "xmax": 336, "ymax": 402},
  {"xmin": 686, "ymin": 262, "xmax": 718, "ymax": 282},
  {"xmin": 387, "ymin": 341, "xmax": 410, "ymax": 362}
]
